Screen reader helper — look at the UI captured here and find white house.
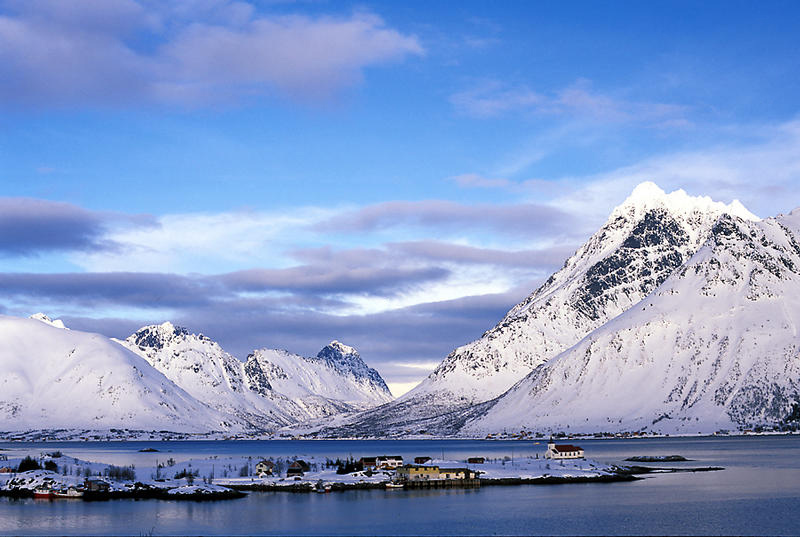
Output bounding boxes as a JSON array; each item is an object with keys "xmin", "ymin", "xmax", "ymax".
[
  {"xmin": 377, "ymin": 456, "xmax": 404, "ymax": 469},
  {"xmin": 545, "ymin": 441, "xmax": 584, "ymax": 459},
  {"xmin": 255, "ymin": 460, "xmax": 275, "ymax": 477}
]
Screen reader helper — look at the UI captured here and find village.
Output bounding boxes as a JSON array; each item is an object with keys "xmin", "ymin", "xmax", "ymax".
[{"xmin": 0, "ymin": 440, "xmax": 631, "ymax": 500}]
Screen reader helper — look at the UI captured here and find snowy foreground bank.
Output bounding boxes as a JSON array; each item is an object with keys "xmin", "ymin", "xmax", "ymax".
[{"xmin": 0, "ymin": 450, "xmax": 652, "ymax": 501}]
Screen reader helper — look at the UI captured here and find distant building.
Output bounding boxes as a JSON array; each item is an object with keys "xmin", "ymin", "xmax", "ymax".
[
  {"xmin": 414, "ymin": 456, "xmax": 432, "ymax": 464},
  {"xmin": 467, "ymin": 457, "xmax": 485, "ymax": 464},
  {"xmin": 439, "ymin": 468, "xmax": 479, "ymax": 480},
  {"xmin": 545, "ymin": 441, "xmax": 584, "ymax": 459},
  {"xmin": 287, "ymin": 460, "xmax": 310, "ymax": 477},
  {"xmin": 84, "ymin": 478, "xmax": 110, "ymax": 492},
  {"xmin": 377, "ymin": 456, "xmax": 403, "ymax": 469},
  {"xmin": 255, "ymin": 460, "xmax": 275, "ymax": 477},
  {"xmin": 0, "ymin": 467, "xmax": 13, "ymax": 474},
  {"xmin": 396, "ymin": 465, "xmax": 478, "ymax": 482},
  {"xmin": 396, "ymin": 465, "xmax": 440, "ymax": 481},
  {"xmin": 359, "ymin": 457, "xmax": 378, "ymax": 469}
]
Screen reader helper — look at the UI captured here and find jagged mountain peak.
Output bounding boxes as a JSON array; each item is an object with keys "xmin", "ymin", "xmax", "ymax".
[
  {"xmin": 317, "ymin": 340, "xmax": 362, "ymax": 366},
  {"xmin": 314, "ymin": 341, "xmax": 388, "ymax": 389},
  {"xmin": 612, "ymin": 181, "xmax": 759, "ymax": 223},
  {"xmin": 29, "ymin": 313, "xmax": 68, "ymax": 330},
  {"xmin": 325, "ymin": 340, "xmax": 358, "ymax": 356},
  {"xmin": 128, "ymin": 322, "xmax": 211, "ymax": 351}
]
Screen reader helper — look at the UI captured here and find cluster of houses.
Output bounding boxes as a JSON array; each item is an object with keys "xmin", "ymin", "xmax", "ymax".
[{"xmin": 252, "ymin": 440, "xmax": 584, "ymax": 483}]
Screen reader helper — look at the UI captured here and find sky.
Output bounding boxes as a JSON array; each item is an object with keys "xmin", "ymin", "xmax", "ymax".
[{"xmin": 2, "ymin": 0, "xmax": 800, "ymax": 396}]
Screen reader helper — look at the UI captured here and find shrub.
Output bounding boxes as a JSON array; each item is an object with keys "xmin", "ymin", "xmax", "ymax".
[
  {"xmin": 105, "ymin": 465, "xmax": 136, "ymax": 481},
  {"xmin": 17, "ymin": 456, "xmax": 41, "ymax": 472},
  {"xmin": 43, "ymin": 460, "xmax": 58, "ymax": 472}
]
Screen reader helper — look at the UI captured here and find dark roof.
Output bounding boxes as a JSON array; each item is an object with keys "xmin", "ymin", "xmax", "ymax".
[
  {"xmin": 257, "ymin": 460, "xmax": 275, "ymax": 466},
  {"xmin": 553, "ymin": 444, "xmax": 583, "ymax": 452},
  {"xmin": 377, "ymin": 455, "xmax": 403, "ymax": 460}
]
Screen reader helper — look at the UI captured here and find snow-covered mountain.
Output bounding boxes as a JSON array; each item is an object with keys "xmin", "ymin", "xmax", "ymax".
[
  {"xmin": 247, "ymin": 341, "xmax": 393, "ymax": 417},
  {"xmin": 459, "ymin": 209, "xmax": 800, "ymax": 435},
  {"xmin": 117, "ymin": 323, "xmax": 304, "ymax": 429},
  {"xmin": 29, "ymin": 312, "xmax": 68, "ymax": 330},
  {"xmin": 325, "ymin": 182, "xmax": 759, "ymax": 436},
  {"xmin": 0, "ymin": 315, "xmax": 239, "ymax": 433},
  {"xmin": 119, "ymin": 324, "xmax": 393, "ymax": 427}
]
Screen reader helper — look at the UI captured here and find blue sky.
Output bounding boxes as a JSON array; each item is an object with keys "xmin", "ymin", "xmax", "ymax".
[{"xmin": 2, "ymin": 0, "xmax": 800, "ymax": 395}]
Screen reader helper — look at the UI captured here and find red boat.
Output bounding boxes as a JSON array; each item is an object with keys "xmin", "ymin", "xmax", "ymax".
[{"xmin": 33, "ymin": 487, "xmax": 55, "ymax": 499}]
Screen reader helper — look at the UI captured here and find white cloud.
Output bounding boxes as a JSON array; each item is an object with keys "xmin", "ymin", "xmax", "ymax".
[
  {"xmin": 551, "ymin": 118, "xmax": 800, "ymax": 223},
  {"xmin": 71, "ymin": 209, "xmax": 332, "ymax": 273},
  {"xmin": 0, "ymin": 2, "xmax": 424, "ymax": 106}
]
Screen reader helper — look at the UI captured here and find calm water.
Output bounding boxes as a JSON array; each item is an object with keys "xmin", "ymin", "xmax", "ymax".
[{"xmin": 1, "ymin": 436, "xmax": 800, "ymax": 535}]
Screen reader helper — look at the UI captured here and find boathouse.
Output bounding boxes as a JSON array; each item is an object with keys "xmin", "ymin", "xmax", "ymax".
[{"xmin": 84, "ymin": 478, "xmax": 110, "ymax": 492}]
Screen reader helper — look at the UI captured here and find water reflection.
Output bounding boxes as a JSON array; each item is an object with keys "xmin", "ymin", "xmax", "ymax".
[{"xmin": 1, "ymin": 436, "xmax": 800, "ymax": 535}]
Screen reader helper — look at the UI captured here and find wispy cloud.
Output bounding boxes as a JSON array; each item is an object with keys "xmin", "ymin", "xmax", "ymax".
[
  {"xmin": 0, "ymin": 1, "xmax": 423, "ymax": 106},
  {"xmin": 317, "ymin": 199, "xmax": 574, "ymax": 237},
  {"xmin": 0, "ymin": 198, "xmax": 152, "ymax": 256},
  {"xmin": 451, "ymin": 79, "xmax": 689, "ymax": 126},
  {"xmin": 449, "ymin": 173, "xmax": 511, "ymax": 189}
]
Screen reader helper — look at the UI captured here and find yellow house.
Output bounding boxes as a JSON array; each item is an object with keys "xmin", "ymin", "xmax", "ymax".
[
  {"xmin": 439, "ymin": 468, "xmax": 478, "ymax": 480},
  {"xmin": 396, "ymin": 465, "xmax": 440, "ymax": 481}
]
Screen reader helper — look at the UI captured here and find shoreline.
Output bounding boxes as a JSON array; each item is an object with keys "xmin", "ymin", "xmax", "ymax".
[{"xmin": 1, "ymin": 430, "xmax": 797, "ymax": 443}]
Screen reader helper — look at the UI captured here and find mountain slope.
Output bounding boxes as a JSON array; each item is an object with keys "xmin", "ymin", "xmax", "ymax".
[
  {"xmin": 0, "ymin": 315, "xmax": 238, "ymax": 432},
  {"xmin": 120, "ymin": 325, "xmax": 393, "ymax": 427},
  {"xmin": 247, "ymin": 341, "xmax": 393, "ymax": 417},
  {"xmin": 118, "ymin": 323, "xmax": 306, "ymax": 429},
  {"xmin": 324, "ymin": 182, "xmax": 758, "ymax": 436},
  {"xmin": 460, "ymin": 209, "xmax": 800, "ymax": 435}
]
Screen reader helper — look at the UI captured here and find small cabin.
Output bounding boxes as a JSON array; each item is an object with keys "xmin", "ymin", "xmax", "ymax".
[
  {"xmin": 0, "ymin": 467, "xmax": 13, "ymax": 474},
  {"xmin": 255, "ymin": 460, "xmax": 275, "ymax": 477},
  {"xmin": 467, "ymin": 457, "xmax": 485, "ymax": 464},
  {"xmin": 414, "ymin": 456, "xmax": 432, "ymax": 464},
  {"xmin": 359, "ymin": 457, "xmax": 378, "ymax": 469},
  {"xmin": 545, "ymin": 442, "xmax": 584, "ymax": 459},
  {"xmin": 287, "ymin": 460, "xmax": 310, "ymax": 477}
]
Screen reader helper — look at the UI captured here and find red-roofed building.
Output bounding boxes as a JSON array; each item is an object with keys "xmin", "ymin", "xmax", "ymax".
[{"xmin": 545, "ymin": 441, "xmax": 584, "ymax": 459}]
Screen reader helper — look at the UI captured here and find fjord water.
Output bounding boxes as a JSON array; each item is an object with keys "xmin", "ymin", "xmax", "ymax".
[{"xmin": 1, "ymin": 436, "xmax": 800, "ymax": 535}]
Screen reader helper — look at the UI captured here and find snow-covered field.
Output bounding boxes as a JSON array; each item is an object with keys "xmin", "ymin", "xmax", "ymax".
[{"xmin": 0, "ymin": 450, "xmax": 617, "ymax": 496}]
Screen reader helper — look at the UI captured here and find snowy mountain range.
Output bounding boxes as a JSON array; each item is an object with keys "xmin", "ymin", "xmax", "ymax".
[
  {"xmin": 317, "ymin": 182, "xmax": 800, "ymax": 437},
  {"xmin": 0, "ymin": 316, "xmax": 392, "ymax": 435},
  {"xmin": 3, "ymin": 182, "xmax": 798, "ymax": 438}
]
